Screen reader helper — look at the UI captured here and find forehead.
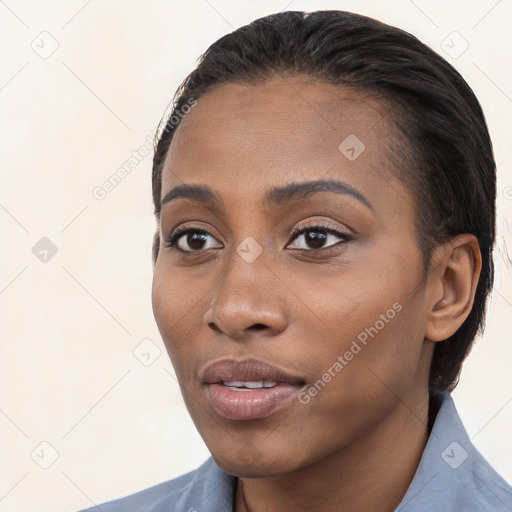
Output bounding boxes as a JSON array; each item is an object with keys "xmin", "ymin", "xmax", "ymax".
[{"xmin": 162, "ymin": 76, "xmax": 409, "ymax": 214}]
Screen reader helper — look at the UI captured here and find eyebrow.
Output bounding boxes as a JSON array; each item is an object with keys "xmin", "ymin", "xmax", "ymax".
[{"xmin": 161, "ymin": 178, "xmax": 374, "ymax": 211}]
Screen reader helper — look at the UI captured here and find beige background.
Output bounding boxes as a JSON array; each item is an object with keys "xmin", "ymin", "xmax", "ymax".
[{"xmin": 0, "ymin": 1, "xmax": 511, "ymax": 511}]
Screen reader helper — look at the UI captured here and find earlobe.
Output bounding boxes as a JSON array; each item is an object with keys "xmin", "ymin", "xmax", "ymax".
[{"xmin": 425, "ymin": 234, "xmax": 482, "ymax": 342}]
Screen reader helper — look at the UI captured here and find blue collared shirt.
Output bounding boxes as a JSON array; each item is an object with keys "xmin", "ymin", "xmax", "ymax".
[{"xmin": 78, "ymin": 392, "xmax": 512, "ymax": 511}]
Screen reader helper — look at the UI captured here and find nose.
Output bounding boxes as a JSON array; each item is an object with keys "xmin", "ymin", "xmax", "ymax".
[{"xmin": 203, "ymin": 248, "xmax": 288, "ymax": 341}]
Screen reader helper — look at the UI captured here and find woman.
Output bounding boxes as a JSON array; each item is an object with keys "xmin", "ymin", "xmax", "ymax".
[{"xmin": 79, "ymin": 10, "xmax": 512, "ymax": 511}]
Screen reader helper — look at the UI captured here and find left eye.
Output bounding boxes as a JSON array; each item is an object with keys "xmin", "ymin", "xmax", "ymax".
[{"xmin": 287, "ymin": 226, "xmax": 352, "ymax": 250}]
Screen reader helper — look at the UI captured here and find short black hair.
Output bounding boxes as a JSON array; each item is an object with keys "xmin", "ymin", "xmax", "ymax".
[{"xmin": 151, "ymin": 10, "xmax": 496, "ymax": 392}]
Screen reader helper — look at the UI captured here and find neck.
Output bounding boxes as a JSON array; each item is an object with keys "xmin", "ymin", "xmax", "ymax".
[{"xmin": 235, "ymin": 387, "xmax": 431, "ymax": 512}]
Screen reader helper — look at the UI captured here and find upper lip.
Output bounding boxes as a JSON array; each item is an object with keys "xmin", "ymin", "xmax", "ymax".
[{"xmin": 201, "ymin": 359, "xmax": 305, "ymax": 385}]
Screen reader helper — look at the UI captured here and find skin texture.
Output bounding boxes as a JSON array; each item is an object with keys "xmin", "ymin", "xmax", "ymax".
[{"xmin": 151, "ymin": 76, "xmax": 481, "ymax": 512}]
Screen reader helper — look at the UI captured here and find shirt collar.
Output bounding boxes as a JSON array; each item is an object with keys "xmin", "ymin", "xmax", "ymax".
[
  {"xmin": 396, "ymin": 390, "xmax": 488, "ymax": 511},
  {"xmin": 185, "ymin": 391, "xmax": 503, "ymax": 511}
]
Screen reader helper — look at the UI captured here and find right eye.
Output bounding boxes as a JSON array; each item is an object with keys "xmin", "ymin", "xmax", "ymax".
[{"xmin": 164, "ymin": 228, "xmax": 223, "ymax": 253}]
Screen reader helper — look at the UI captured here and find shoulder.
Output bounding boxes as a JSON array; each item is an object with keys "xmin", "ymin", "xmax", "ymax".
[
  {"xmin": 75, "ymin": 457, "xmax": 236, "ymax": 512},
  {"xmin": 397, "ymin": 391, "xmax": 512, "ymax": 512}
]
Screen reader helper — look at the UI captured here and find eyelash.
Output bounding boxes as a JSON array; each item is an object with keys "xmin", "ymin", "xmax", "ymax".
[
  {"xmin": 164, "ymin": 221, "xmax": 352, "ymax": 253},
  {"xmin": 289, "ymin": 222, "xmax": 352, "ymax": 246}
]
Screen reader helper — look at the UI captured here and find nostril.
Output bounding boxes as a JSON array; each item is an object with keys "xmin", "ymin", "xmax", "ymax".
[
  {"xmin": 207, "ymin": 322, "xmax": 222, "ymax": 333},
  {"xmin": 206, "ymin": 322, "xmax": 269, "ymax": 334}
]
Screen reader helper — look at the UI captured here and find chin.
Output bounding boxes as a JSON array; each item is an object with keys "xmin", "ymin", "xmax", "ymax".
[{"xmin": 211, "ymin": 448, "xmax": 299, "ymax": 479}]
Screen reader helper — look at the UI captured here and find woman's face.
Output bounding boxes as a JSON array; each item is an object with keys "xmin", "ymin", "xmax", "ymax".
[{"xmin": 152, "ymin": 76, "xmax": 434, "ymax": 477}]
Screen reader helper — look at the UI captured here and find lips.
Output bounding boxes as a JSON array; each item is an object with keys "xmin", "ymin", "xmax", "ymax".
[
  {"xmin": 201, "ymin": 359, "xmax": 306, "ymax": 421},
  {"xmin": 202, "ymin": 359, "xmax": 305, "ymax": 386}
]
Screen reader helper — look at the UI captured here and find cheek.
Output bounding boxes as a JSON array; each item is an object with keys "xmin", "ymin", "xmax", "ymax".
[
  {"xmin": 292, "ymin": 260, "xmax": 427, "ymax": 410},
  {"xmin": 305, "ymin": 293, "xmax": 426, "ymax": 425},
  {"xmin": 151, "ymin": 264, "xmax": 205, "ymax": 367}
]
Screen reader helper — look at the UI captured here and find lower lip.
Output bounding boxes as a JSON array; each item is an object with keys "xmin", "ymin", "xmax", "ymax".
[{"xmin": 206, "ymin": 383, "xmax": 302, "ymax": 420}]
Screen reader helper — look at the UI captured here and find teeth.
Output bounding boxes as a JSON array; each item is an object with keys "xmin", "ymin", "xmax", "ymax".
[
  {"xmin": 245, "ymin": 381, "xmax": 264, "ymax": 389},
  {"xmin": 223, "ymin": 380, "xmax": 278, "ymax": 389},
  {"xmin": 224, "ymin": 381, "xmax": 246, "ymax": 388}
]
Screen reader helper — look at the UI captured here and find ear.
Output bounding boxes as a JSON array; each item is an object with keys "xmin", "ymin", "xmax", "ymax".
[{"xmin": 424, "ymin": 234, "xmax": 482, "ymax": 342}]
